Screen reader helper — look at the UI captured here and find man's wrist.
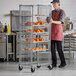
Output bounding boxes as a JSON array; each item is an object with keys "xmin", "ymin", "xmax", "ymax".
[{"xmin": 52, "ymin": 20, "xmax": 54, "ymax": 23}]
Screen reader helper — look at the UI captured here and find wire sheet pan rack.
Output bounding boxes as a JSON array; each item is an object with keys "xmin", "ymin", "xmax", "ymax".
[{"xmin": 18, "ymin": 5, "xmax": 52, "ymax": 72}]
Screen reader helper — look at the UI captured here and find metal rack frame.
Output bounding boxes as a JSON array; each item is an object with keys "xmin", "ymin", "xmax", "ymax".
[
  {"xmin": 18, "ymin": 5, "xmax": 52, "ymax": 72},
  {"xmin": 63, "ymin": 35, "xmax": 76, "ymax": 64}
]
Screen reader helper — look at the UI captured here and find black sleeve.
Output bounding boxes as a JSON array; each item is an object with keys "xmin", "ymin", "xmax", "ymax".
[
  {"xmin": 46, "ymin": 11, "xmax": 53, "ymax": 23},
  {"xmin": 59, "ymin": 10, "xmax": 66, "ymax": 24}
]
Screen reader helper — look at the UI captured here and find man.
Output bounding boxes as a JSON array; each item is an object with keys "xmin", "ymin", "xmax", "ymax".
[{"xmin": 50, "ymin": 0, "xmax": 66, "ymax": 68}]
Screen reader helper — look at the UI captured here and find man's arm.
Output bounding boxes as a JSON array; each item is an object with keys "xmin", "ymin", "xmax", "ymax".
[
  {"xmin": 50, "ymin": 10, "xmax": 66, "ymax": 24},
  {"xmin": 50, "ymin": 18, "xmax": 62, "ymax": 24}
]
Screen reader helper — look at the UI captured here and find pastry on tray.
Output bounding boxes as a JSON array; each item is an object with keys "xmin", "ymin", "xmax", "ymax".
[{"xmin": 24, "ymin": 22, "xmax": 33, "ymax": 25}]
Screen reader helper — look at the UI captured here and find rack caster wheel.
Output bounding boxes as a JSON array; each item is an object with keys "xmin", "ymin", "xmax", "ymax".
[
  {"xmin": 37, "ymin": 65, "xmax": 41, "ymax": 68},
  {"xmin": 31, "ymin": 67, "xmax": 35, "ymax": 73},
  {"xmin": 19, "ymin": 65, "xmax": 23, "ymax": 71},
  {"xmin": 48, "ymin": 65, "xmax": 52, "ymax": 70}
]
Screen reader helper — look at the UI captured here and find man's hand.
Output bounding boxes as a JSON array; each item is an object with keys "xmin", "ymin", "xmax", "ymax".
[{"xmin": 50, "ymin": 18, "xmax": 54, "ymax": 23}]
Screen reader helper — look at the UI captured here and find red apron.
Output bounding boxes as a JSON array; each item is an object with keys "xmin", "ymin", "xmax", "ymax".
[{"xmin": 51, "ymin": 10, "xmax": 63, "ymax": 41}]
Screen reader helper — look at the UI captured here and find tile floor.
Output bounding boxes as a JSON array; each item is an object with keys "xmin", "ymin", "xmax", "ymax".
[{"xmin": 0, "ymin": 54, "xmax": 76, "ymax": 76}]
